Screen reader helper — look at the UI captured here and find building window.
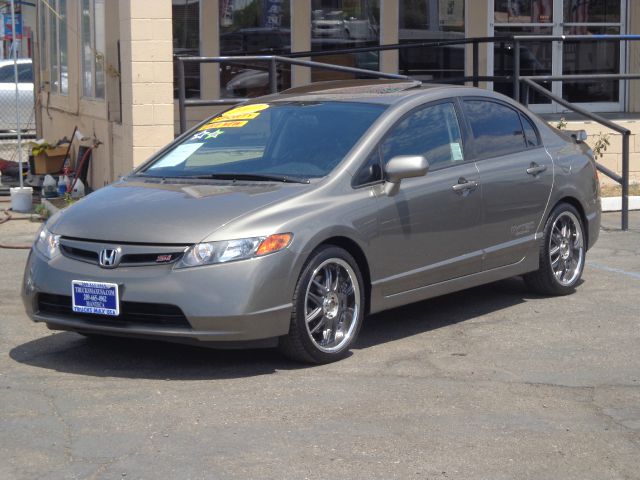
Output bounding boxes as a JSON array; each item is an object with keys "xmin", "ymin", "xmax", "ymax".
[
  {"xmin": 311, "ymin": 0, "xmax": 379, "ymax": 82},
  {"xmin": 494, "ymin": 0, "xmax": 554, "ymax": 23},
  {"xmin": 39, "ymin": 0, "xmax": 68, "ymax": 95},
  {"xmin": 493, "ymin": 0, "xmax": 626, "ymax": 111},
  {"xmin": 219, "ymin": 0, "xmax": 291, "ymax": 98},
  {"xmin": 398, "ymin": 0, "xmax": 465, "ymax": 82},
  {"xmin": 81, "ymin": 0, "xmax": 105, "ymax": 99},
  {"xmin": 562, "ymin": 0, "xmax": 623, "ymax": 104},
  {"xmin": 173, "ymin": 0, "xmax": 200, "ymax": 99}
]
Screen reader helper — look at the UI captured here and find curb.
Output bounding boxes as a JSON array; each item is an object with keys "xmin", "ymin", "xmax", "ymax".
[{"xmin": 601, "ymin": 196, "xmax": 640, "ymax": 212}]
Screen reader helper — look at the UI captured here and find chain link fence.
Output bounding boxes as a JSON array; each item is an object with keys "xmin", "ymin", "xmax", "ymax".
[{"xmin": 0, "ymin": 58, "xmax": 36, "ymax": 183}]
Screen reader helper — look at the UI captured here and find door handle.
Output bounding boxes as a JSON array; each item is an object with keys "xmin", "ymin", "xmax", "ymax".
[
  {"xmin": 526, "ymin": 163, "xmax": 547, "ymax": 175},
  {"xmin": 452, "ymin": 178, "xmax": 479, "ymax": 193}
]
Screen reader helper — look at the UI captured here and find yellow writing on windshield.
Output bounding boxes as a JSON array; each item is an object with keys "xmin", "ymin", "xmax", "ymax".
[
  {"xmin": 199, "ymin": 104, "xmax": 270, "ymax": 131},
  {"xmin": 212, "ymin": 112, "xmax": 260, "ymax": 122}
]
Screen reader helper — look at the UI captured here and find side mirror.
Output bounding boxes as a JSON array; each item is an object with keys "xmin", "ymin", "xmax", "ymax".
[
  {"xmin": 569, "ymin": 129, "xmax": 588, "ymax": 143},
  {"xmin": 383, "ymin": 155, "xmax": 429, "ymax": 196}
]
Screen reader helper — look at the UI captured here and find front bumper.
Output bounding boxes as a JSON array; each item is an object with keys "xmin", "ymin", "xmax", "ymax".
[{"xmin": 22, "ymin": 248, "xmax": 296, "ymax": 343}]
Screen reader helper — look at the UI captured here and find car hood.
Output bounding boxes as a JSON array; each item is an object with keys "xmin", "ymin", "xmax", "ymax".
[{"xmin": 49, "ymin": 178, "xmax": 310, "ymax": 244}]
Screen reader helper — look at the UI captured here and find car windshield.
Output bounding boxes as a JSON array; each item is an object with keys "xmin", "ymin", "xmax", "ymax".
[{"xmin": 140, "ymin": 101, "xmax": 386, "ymax": 180}]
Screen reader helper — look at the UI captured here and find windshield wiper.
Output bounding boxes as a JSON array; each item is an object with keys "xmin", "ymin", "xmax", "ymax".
[{"xmin": 178, "ymin": 173, "xmax": 310, "ymax": 184}]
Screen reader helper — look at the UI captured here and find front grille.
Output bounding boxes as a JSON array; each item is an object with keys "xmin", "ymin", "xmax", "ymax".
[
  {"xmin": 37, "ymin": 293, "xmax": 191, "ymax": 329},
  {"xmin": 60, "ymin": 245, "xmax": 99, "ymax": 263},
  {"xmin": 59, "ymin": 239, "xmax": 185, "ymax": 267}
]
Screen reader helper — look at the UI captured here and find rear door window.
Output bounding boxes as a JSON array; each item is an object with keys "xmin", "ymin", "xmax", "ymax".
[{"xmin": 463, "ymin": 100, "xmax": 526, "ymax": 158}]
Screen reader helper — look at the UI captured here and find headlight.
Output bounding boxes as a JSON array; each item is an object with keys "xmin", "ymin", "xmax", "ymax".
[
  {"xmin": 175, "ymin": 233, "xmax": 292, "ymax": 269},
  {"xmin": 34, "ymin": 225, "xmax": 60, "ymax": 260}
]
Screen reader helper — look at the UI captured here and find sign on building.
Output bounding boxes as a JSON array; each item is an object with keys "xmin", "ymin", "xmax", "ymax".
[{"xmin": 3, "ymin": 12, "xmax": 23, "ymax": 40}]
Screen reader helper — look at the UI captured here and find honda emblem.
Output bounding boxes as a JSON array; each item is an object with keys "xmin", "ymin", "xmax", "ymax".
[{"xmin": 99, "ymin": 248, "xmax": 121, "ymax": 268}]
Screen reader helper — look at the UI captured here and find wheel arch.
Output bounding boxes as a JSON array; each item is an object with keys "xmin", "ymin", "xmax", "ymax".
[
  {"xmin": 550, "ymin": 196, "xmax": 589, "ymax": 247},
  {"xmin": 314, "ymin": 236, "xmax": 372, "ymax": 315}
]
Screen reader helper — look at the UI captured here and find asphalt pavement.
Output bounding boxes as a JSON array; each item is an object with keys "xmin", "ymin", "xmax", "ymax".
[{"xmin": 1, "ymin": 204, "xmax": 639, "ymax": 480}]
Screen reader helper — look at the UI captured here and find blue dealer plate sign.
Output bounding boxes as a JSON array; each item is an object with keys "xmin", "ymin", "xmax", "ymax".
[{"xmin": 72, "ymin": 280, "xmax": 120, "ymax": 316}]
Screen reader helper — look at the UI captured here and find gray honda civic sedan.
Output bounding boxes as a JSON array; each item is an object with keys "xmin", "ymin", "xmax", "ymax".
[{"xmin": 23, "ymin": 80, "xmax": 600, "ymax": 363}]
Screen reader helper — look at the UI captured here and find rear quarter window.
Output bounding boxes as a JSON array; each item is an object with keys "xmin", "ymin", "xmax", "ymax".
[{"xmin": 520, "ymin": 113, "xmax": 540, "ymax": 147}]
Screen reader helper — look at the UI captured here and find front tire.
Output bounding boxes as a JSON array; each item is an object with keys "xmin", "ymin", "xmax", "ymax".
[
  {"xmin": 279, "ymin": 246, "xmax": 365, "ymax": 364},
  {"xmin": 524, "ymin": 203, "xmax": 586, "ymax": 295}
]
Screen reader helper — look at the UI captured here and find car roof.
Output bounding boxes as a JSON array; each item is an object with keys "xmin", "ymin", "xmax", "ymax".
[{"xmin": 260, "ymin": 79, "xmax": 498, "ymax": 106}]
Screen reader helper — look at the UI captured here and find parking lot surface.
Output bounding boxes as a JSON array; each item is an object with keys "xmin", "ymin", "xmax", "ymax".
[{"xmin": 1, "ymin": 206, "xmax": 639, "ymax": 480}]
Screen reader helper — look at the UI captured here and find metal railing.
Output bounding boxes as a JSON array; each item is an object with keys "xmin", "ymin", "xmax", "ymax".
[
  {"xmin": 522, "ymin": 78, "xmax": 630, "ymax": 230},
  {"xmin": 176, "ymin": 34, "xmax": 639, "ymax": 230},
  {"xmin": 513, "ymin": 34, "xmax": 640, "ymax": 231},
  {"xmin": 176, "ymin": 55, "xmax": 410, "ymax": 134}
]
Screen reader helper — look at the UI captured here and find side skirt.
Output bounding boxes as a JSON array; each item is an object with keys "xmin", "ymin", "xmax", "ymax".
[{"xmin": 369, "ymin": 253, "xmax": 539, "ymax": 314}]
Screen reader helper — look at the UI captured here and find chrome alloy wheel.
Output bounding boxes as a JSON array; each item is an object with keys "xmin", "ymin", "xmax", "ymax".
[
  {"xmin": 549, "ymin": 211, "xmax": 584, "ymax": 286},
  {"xmin": 304, "ymin": 258, "xmax": 361, "ymax": 353}
]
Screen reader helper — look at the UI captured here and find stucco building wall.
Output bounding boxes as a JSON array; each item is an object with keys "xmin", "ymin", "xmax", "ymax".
[{"xmin": 35, "ymin": 0, "xmax": 174, "ymax": 188}]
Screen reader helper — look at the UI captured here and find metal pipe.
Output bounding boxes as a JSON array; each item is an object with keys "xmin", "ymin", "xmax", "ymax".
[
  {"xmin": 185, "ymin": 99, "xmax": 249, "ymax": 107},
  {"xmin": 174, "ymin": 37, "xmax": 501, "ymax": 63},
  {"xmin": 177, "ymin": 58, "xmax": 187, "ymax": 134},
  {"xmin": 513, "ymin": 40, "xmax": 520, "ymax": 103},
  {"xmin": 514, "ymin": 34, "xmax": 640, "ymax": 42},
  {"xmin": 522, "ymin": 78, "xmax": 630, "ymax": 231},
  {"xmin": 526, "ymin": 73, "xmax": 640, "ymax": 81},
  {"xmin": 521, "ymin": 79, "xmax": 630, "ymax": 135},
  {"xmin": 472, "ymin": 41, "xmax": 479, "ymax": 87},
  {"xmin": 522, "ymin": 81, "xmax": 530, "ymax": 107},
  {"xmin": 10, "ymin": 0, "xmax": 23, "ymax": 189},
  {"xmin": 622, "ymin": 133, "xmax": 629, "ymax": 231},
  {"xmin": 179, "ymin": 55, "xmax": 277, "ymax": 63},
  {"xmin": 177, "ymin": 55, "xmax": 410, "ymax": 80},
  {"xmin": 286, "ymin": 36, "xmax": 500, "ymax": 58},
  {"xmin": 174, "ymin": 35, "xmax": 640, "ymax": 66},
  {"xmin": 595, "ymin": 163, "xmax": 623, "ymax": 185},
  {"xmin": 269, "ymin": 57, "xmax": 278, "ymax": 94},
  {"xmin": 281, "ymin": 57, "xmax": 409, "ymax": 79}
]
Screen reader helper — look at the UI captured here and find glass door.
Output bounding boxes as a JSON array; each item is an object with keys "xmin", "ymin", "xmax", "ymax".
[
  {"xmin": 492, "ymin": 0, "xmax": 557, "ymax": 110},
  {"xmin": 491, "ymin": 0, "xmax": 626, "ymax": 113},
  {"xmin": 561, "ymin": 0, "xmax": 626, "ymax": 111}
]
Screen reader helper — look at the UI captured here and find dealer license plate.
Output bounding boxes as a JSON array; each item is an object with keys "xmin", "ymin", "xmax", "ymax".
[{"xmin": 71, "ymin": 280, "xmax": 120, "ymax": 316}]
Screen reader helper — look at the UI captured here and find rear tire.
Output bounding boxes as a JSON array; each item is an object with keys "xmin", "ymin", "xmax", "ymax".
[
  {"xmin": 524, "ymin": 203, "xmax": 586, "ymax": 296},
  {"xmin": 279, "ymin": 246, "xmax": 365, "ymax": 364}
]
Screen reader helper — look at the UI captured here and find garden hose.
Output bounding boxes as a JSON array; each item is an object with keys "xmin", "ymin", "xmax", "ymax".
[{"xmin": 0, "ymin": 209, "xmax": 34, "ymax": 249}]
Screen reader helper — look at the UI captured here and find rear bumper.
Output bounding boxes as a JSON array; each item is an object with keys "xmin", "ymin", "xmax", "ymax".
[
  {"xmin": 22, "ymin": 248, "xmax": 295, "ymax": 343},
  {"xmin": 586, "ymin": 206, "xmax": 600, "ymax": 251}
]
